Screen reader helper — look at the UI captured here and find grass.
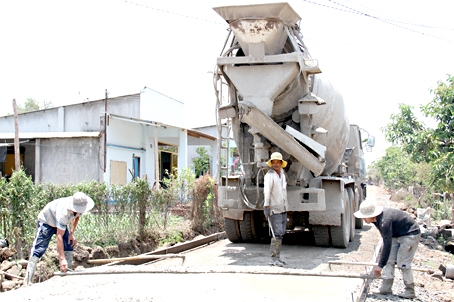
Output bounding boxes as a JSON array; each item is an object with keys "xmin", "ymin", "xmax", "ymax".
[{"xmin": 75, "ymin": 211, "xmax": 188, "ymax": 247}]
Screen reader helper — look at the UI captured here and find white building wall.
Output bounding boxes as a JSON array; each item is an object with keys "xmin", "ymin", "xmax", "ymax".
[
  {"xmin": 104, "ymin": 118, "xmax": 148, "ymax": 184},
  {"xmin": 0, "ymin": 90, "xmax": 215, "ymax": 186},
  {"xmin": 178, "ymin": 130, "xmax": 188, "ymax": 173},
  {"xmin": 140, "ymin": 88, "xmax": 185, "ymax": 128}
]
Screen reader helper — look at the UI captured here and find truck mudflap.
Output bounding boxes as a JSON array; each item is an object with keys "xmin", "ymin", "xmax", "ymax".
[
  {"xmin": 221, "ymin": 209, "xmax": 247, "ymax": 221},
  {"xmin": 306, "ymin": 178, "xmax": 347, "ymax": 226}
]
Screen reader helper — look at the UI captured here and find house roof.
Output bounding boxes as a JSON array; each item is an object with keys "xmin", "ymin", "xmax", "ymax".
[
  {"xmin": 109, "ymin": 114, "xmax": 216, "ymax": 141},
  {"xmin": 187, "ymin": 129, "xmax": 216, "ymax": 141},
  {"xmin": 0, "ymin": 132, "xmax": 101, "ymax": 139}
]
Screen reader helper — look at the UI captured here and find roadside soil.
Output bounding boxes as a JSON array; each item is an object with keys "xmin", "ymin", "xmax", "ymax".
[
  {"xmin": 1, "ymin": 185, "xmax": 453, "ymax": 301},
  {"xmin": 363, "ymin": 186, "xmax": 454, "ymax": 302}
]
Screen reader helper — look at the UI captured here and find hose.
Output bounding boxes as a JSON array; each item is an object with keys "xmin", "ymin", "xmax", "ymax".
[{"xmin": 238, "ymin": 168, "xmax": 268, "ymax": 209}]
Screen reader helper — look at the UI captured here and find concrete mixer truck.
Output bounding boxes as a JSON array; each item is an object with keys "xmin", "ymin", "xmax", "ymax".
[{"xmin": 213, "ymin": 3, "xmax": 375, "ymax": 248}]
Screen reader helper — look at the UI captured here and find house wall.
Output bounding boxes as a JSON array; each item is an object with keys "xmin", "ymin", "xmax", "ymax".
[
  {"xmin": 37, "ymin": 137, "xmax": 101, "ymax": 184},
  {"xmin": 0, "ymin": 108, "xmax": 61, "ymax": 132},
  {"xmin": 105, "ymin": 117, "xmax": 147, "ymax": 184},
  {"xmin": 105, "ymin": 116, "xmax": 191, "ymax": 185},
  {"xmin": 0, "ymin": 92, "xmax": 215, "ymax": 186},
  {"xmin": 0, "ymin": 95, "xmax": 141, "ymax": 133},
  {"xmin": 140, "ymin": 88, "xmax": 185, "ymax": 129},
  {"xmin": 144, "ymin": 124, "xmax": 188, "ymax": 180},
  {"xmin": 23, "ymin": 143, "xmax": 35, "ymax": 180}
]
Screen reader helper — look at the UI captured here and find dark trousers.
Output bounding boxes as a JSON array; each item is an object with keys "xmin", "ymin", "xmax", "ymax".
[{"xmin": 29, "ymin": 221, "xmax": 73, "ymax": 258}]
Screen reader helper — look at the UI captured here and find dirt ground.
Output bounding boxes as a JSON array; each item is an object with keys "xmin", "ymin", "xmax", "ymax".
[
  {"xmin": 365, "ymin": 186, "xmax": 454, "ymax": 301},
  {"xmin": 1, "ymin": 185, "xmax": 453, "ymax": 301}
]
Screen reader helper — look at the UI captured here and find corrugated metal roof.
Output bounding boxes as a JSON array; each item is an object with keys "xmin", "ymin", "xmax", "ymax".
[
  {"xmin": 0, "ymin": 132, "xmax": 101, "ymax": 139},
  {"xmin": 0, "ymin": 140, "xmax": 29, "ymax": 147}
]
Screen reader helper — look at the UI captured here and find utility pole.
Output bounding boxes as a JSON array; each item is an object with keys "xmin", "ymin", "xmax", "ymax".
[
  {"xmin": 103, "ymin": 89, "xmax": 108, "ymax": 172},
  {"xmin": 12, "ymin": 99, "xmax": 20, "ymax": 171},
  {"xmin": 12, "ymin": 98, "xmax": 23, "ymax": 258}
]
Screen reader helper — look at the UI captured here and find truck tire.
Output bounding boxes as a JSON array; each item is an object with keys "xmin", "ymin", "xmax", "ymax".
[
  {"xmin": 313, "ymin": 226, "xmax": 330, "ymax": 247},
  {"xmin": 224, "ymin": 218, "xmax": 242, "ymax": 243},
  {"xmin": 330, "ymin": 191, "xmax": 351, "ymax": 248},
  {"xmin": 239, "ymin": 212, "xmax": 255, "ymax": 242},
  {"xmin": 355, "ymin": 186, "xmax": 364, "ymax": 229},
  {"xmin": 346, "ymin": 187, "xmax": 355, "ymax": 242}
]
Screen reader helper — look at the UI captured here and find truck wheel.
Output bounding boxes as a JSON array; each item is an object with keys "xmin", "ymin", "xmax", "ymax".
[
  {"xmin": 224, "ymin": 218, "xmax": 242, "ymax": 243},
  {"xmin": 330, "ymin": 191, "xmax": 351, "ymax": 248},
  {"xmin": 239, "ymin": 212, "xmax": 255, "ymax": 242},
  {"xmin": 355, "ymin": 186, "xmax": 364, "ymax": 229},
  {"xmin": 346, "ymin": 187, "xmax": 355, "ymax": 242},
  {"xmin": 313, "ymin": 226, "xmax": 330, "ymax": 247}
]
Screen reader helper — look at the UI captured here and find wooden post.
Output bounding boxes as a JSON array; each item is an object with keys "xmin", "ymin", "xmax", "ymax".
[
  {"xmin": 154, "ymin": 126, "xmax": 160, "ymax": 189},
  {"xmin": 451, "ymin": 193, "xmax": 454, "ymax": 224},
  {"xmin": 103, "ymin": 89, "xmax": 108, "ymax": 172},
  {"xmin": 12, "ymin": 99, "xmax": 20, "ymax": 171},
  {"xmin": 0, "ymin": 271, "xmax": 4, "ymax": 292}
]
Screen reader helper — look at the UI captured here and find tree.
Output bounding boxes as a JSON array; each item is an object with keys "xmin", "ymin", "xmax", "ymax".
[
  {"xmin": 382, "ymin": 74, "xmax": 454, "ymax": 193},
  {"xmin": 366, "ymin": 165, "xmax": 381, "ymax": 185},
  {"xmin": 371, "ymin": 146, "xmax": 416, "ymax": 189},
  {"xmin": 16, "ymin": 98, "xmax": 54, "ymax": 114},
  {"xmin": 192, "ymin": 147, "xmax": 211, "ymax": 177},
  {"xmin": 382, "ymin": 103, "xmax": 432, "ymax": 163},
  {"xmin": 420, "ymin": 74, "xmax": 454, "ymax": 192}
]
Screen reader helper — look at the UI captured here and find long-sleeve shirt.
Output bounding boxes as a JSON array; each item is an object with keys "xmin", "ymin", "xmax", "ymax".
[
  {"xmin": 373, "ymin": 208, "xmax": 420, "ymax": 268},
  {"xmin": 263, "ymin": 168, "xmax": 288, "ymax": 215}
]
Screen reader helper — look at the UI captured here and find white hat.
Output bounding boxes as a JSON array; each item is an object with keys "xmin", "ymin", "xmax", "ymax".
[
  {"xmin": 69, "ymin": 192, "xmax": 94, "ymax": 213},
  {"xmin": 353, "ymin": 200, "xmax": 383, "ymax": 218},
  {"xmin": 267, "ymin": 152, "xmax": 287, "ymax": 168}
]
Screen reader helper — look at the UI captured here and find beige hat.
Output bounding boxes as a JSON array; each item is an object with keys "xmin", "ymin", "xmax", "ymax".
[
  {"xmin": 353, "ymin": 200, "xmax": 383, "ymax": 218},
  {"xmin": 267, "ymin": 152, "xmax": 287, "ymax": 168},
  {"xmin": 69, "ymin": 192, "xmax": 94, "ymax": 213}
]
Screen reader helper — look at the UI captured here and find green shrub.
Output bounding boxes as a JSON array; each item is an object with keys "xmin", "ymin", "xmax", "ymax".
[{"xmin": 0, "ymin": 167, "xmax": 222, "ymax": 257}]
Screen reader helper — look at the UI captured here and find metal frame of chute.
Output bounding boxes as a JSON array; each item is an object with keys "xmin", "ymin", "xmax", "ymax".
[
  {"xmin": 213, "ymin": 23, "xmax": 315, "ymax": 211},
  {"xmin": 214, "ymin": 29, "xmax": 257, "ymax": 211}
]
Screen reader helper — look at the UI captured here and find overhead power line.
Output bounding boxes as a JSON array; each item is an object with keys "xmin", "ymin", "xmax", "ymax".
[
  {"xmin": 120, "ymin": 0, "xmax": 224, "ymax": 25},
  {"xmin": 328, "ymin": 0, "xmax": 454, "ymax": 31},
  {"xmin": 301, "ymin": 0, "xmax": 453, "ymax": 43}
]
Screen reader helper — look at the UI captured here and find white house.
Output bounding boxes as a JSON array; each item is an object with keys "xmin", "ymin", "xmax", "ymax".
[{"xmin": 0, "ymin": 88, "xmax": 217, "ymax": 186}]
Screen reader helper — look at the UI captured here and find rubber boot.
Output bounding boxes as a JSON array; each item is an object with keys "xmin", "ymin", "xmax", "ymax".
[
  {"xmin": 275, "ymin": 239, "xmax": 287, "ymax": 266},
  {"xmin": 24, "ymin": 256, "xmax": 39, "ymax": 286},
  {"xmin": 371, "ymin": 279, "xmax": 393, "ymax": 295},
  {"xmin": 64, "ymin": 251, "xmax": 74, "ymax": 270},
  {"xmin": 398, "ymin": 269, "xmax": 416, "ymax": 299},
  {"xmin": 269, "ymin": 238, "xmax": 283, "ymax": 267}
]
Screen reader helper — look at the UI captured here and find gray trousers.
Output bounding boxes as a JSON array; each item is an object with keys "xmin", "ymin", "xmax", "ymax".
[
  {"xmin": 381, "ymin": 233, "xmax": 421, "ymax": 279},
  {"xmin": 269, "ymin": 212, "xmax": 287, "ymax": 239}
]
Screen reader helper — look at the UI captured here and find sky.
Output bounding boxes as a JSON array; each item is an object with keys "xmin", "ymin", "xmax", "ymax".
[{"xmin": 1, "ymin": 0, "xmax": 453, "ymax": 166}]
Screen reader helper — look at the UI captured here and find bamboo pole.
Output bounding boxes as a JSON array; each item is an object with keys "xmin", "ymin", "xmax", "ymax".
[
  {"xmin": 328, "ymin": 261, "xmax": 434, "ymax": 273},
  {"xmin": 0, "ymin": 270, "xmax": 24, "ymax": 280},
  {"xmin": 88, "ymin": 254, "xmax": 185, "ymax": 264},
  {"xmin": 12, "ymin": 99, "xmax": 20, "ymax": 171}
]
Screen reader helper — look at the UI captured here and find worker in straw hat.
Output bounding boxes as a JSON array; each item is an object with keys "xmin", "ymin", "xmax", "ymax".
[
  {"xmin": 24, "ymin": 192, "xmax": 95, "ymax": 285},
  {"xmin": 263, "ymin": 152, "xmax": 289, "ymax": 267},
  {"xmin": 354, "ymin": 200, "xmax": 421, "ymax": 298}
]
